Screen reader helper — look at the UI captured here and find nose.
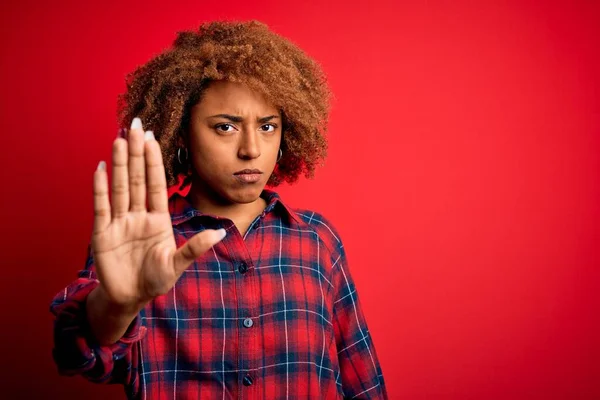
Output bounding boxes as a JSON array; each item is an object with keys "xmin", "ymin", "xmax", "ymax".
[{"xmin": 237, "ymin": 129, "xmax": 261, "ymax": 160}]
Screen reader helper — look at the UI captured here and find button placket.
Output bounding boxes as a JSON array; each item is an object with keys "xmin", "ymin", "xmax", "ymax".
[{"xmin": 232, "ymin": 229, "xmax": 259, "ymax": 393}]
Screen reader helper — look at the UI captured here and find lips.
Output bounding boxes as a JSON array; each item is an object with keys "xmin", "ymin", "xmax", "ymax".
[
  {"xmin": 234, "ymin": 169, "xmax": 263, "ymax": 175},
  {"xmin": 233, "ymin": 169, "xmax": 263, "ymax": 184},
  {"xmin": 233, "ymin": 168, "xmax": 262, "ymax": 184}
]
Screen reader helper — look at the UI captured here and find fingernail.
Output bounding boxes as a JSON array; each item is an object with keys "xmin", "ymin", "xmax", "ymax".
[
  {"xmin": 215, "ymin": 228, "xmax": 227, "ymax": 240},
  {"xmin": 97, "ymin": 161, "xmax": 106, "ymax": 171},
  {"xmin": 117, "ymin": 128, "xmax": 127, "ymax": 139},
  {"xmin": 131, "ymin": 117, "xmax": 143, "ymax": 130},
  {"xmin": 144, "ymin": 130, "xmax": 155, "ymax": 141}
]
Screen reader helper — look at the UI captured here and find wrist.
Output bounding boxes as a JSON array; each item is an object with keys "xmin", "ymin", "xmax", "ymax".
[
  {"xmin": 86, "ymin": 285, "xmax": 147, "ymax": 346},
  {"xmin": 90, "ymin": 284, "xmax": 146, "ymax": 320}
]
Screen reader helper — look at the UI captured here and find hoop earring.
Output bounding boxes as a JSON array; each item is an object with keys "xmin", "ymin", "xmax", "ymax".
[
  {"xmin": 177, "ymin": 148, "xmax": 188, "ymax": 165},
  {"xmin": 277, "ymin": 149, "xmax": 283, "ymax": 163}
]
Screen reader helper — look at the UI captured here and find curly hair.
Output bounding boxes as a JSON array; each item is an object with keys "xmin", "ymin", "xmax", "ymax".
[{"xmin": 117, "ymin": 20, "xmax": 332, "ymax": 188}]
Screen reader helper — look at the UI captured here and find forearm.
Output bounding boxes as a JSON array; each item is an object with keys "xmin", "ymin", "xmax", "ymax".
[
  {"xmin": 51, "ymin": 277, "xmax": 144, "ymax": 382},
  {"xmin": 86, "ymin": 284, "xmax": 146, "ymax": 346}
]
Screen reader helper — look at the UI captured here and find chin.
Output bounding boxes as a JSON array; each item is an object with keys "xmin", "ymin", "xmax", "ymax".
[{"xmin": 225, "ymin": 184, "xmax": 266, "ymax": 204}]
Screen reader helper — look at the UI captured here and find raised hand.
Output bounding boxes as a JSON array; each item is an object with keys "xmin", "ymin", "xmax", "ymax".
[{"xmin": 89, "ymin": 118, "xmax": 225, "ymax": 331}]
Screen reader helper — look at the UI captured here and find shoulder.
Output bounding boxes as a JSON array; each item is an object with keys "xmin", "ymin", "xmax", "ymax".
[{"xmin": 289, "ymin": 207, "xmax": 345, "ymax": 255}]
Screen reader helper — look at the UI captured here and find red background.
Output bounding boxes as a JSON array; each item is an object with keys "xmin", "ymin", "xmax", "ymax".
[{"xmin": 1, "ymin": 0, "xmax": 599, "ymax": 398}]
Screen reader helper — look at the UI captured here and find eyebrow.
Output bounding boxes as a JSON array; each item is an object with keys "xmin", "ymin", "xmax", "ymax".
[{"xmin": 208, "ymin": 114, "xmax": 280, "ymax": 123}]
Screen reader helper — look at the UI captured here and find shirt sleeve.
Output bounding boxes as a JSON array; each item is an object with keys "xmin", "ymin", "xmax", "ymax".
[
  {"xmin": 331, "ymin": 241, "xmax": 388, "ymax": 399},
  {"xmin": 49, "ymin": 243, "xmax": 146, "ymax": 396}
]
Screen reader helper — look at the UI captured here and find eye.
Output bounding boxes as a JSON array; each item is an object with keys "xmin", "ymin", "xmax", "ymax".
[
  {"xmin": 215, "ymin": 123, "xmax": 236, "ymax": 133},
  {"xmin": 260, "ymin": 124, "xmax": 277, "ymax": 133}
]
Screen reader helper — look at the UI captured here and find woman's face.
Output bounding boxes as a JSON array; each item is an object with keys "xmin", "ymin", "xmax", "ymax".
[{"xmin": 186, "ymin": 80, "xmax": 282, "ymax": 205}]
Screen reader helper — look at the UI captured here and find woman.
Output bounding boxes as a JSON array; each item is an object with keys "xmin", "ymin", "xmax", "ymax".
[{"xmin": 51, "ymin": 20, "xmax": 387, "ymax": 399}]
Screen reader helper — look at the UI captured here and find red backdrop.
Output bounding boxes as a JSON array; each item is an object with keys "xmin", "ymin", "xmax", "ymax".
[{"xmin": 1, "ymin": 0, "xmax": 599, "ymax": 398}]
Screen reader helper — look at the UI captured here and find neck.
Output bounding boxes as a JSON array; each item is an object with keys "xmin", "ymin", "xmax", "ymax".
[{"xmin": 185, "ymin": 177, "xmax": 268, "ymax": 224}]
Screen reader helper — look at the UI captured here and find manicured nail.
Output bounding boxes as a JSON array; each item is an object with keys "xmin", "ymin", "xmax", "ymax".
[
  {"xmin": 117, "ymin": 128, "xmax": 127, "ymax": 139},
  {"xmin": 215, "ymin": 228, "xmax": 227, "ymax": 240},
  {"xmin": 144, "ymin": 130, "xmax": 155, "ymax": 141},
  {"xmin": 131, "ymin": 117, "xmax": 143, "ymax": 130},
  {"xmin": 97, "ymin": 161, "xmax": 106, "ymax": 171}
]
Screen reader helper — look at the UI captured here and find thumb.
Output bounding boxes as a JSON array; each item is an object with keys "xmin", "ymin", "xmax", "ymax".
[{"xmin": 172, "ymin": 228, "xmax": 227, "ymax": 275}]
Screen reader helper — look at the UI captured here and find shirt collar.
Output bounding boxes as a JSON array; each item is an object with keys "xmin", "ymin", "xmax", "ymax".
[{"xmin": 169, "ymin": 188, "xmax": 302, "ymax": 226}]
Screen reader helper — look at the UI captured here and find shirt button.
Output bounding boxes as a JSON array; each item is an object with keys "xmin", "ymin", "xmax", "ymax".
[
  {"xmin": 243, "ymin": 318, "xmax": 254, "ymax": 328},
  {"xmin": 238, "ymin": 261, "xmax": 248, "ymax": 274},
  {"xmin": 243, "ymin": 374, "xmax": 253, "ymax": 386}
]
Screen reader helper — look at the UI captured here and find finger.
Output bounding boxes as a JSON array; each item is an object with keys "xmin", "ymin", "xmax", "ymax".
[
  {"xmin": 172, "ymin": 229, "xmax": 227, "ymax": 275},
  {"xmin": 128, "ymin": 118, "xmax": 146, "ymax": 212},
  {"xmin": 93, "ymin": 161, "xmax": 111, "ymax": 232},
  {"xmin": 144, "ymin": 131, "xmax": 169, "ymax": 213},
  {"xmin": 111, "ymin": 138, "xmax": 129, "ymax": 218}
]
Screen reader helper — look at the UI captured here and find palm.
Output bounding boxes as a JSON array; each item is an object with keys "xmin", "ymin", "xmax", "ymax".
[{"xmin": 92, "ymin": 210, "xmax": 176, "ymax": 305}]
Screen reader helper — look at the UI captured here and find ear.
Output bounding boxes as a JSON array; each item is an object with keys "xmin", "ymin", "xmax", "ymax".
[{"xmin": 177, "ymin": 132, "xmax": 188, "ymax": 148}]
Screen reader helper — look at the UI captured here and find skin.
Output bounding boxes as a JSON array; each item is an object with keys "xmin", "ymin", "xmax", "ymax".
[
  {"xmin": 183, "ymin": 80, "xmax": 283, "ymax": 236},
  {"xmin": 85, "ymin": 81, "xmax": 281, "ymax": 345}
]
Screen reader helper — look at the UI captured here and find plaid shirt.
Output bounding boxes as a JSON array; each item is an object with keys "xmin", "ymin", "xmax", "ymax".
[{"xmin": 51, "ymin": 189, "xmax": 387, "ymax": 399}]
